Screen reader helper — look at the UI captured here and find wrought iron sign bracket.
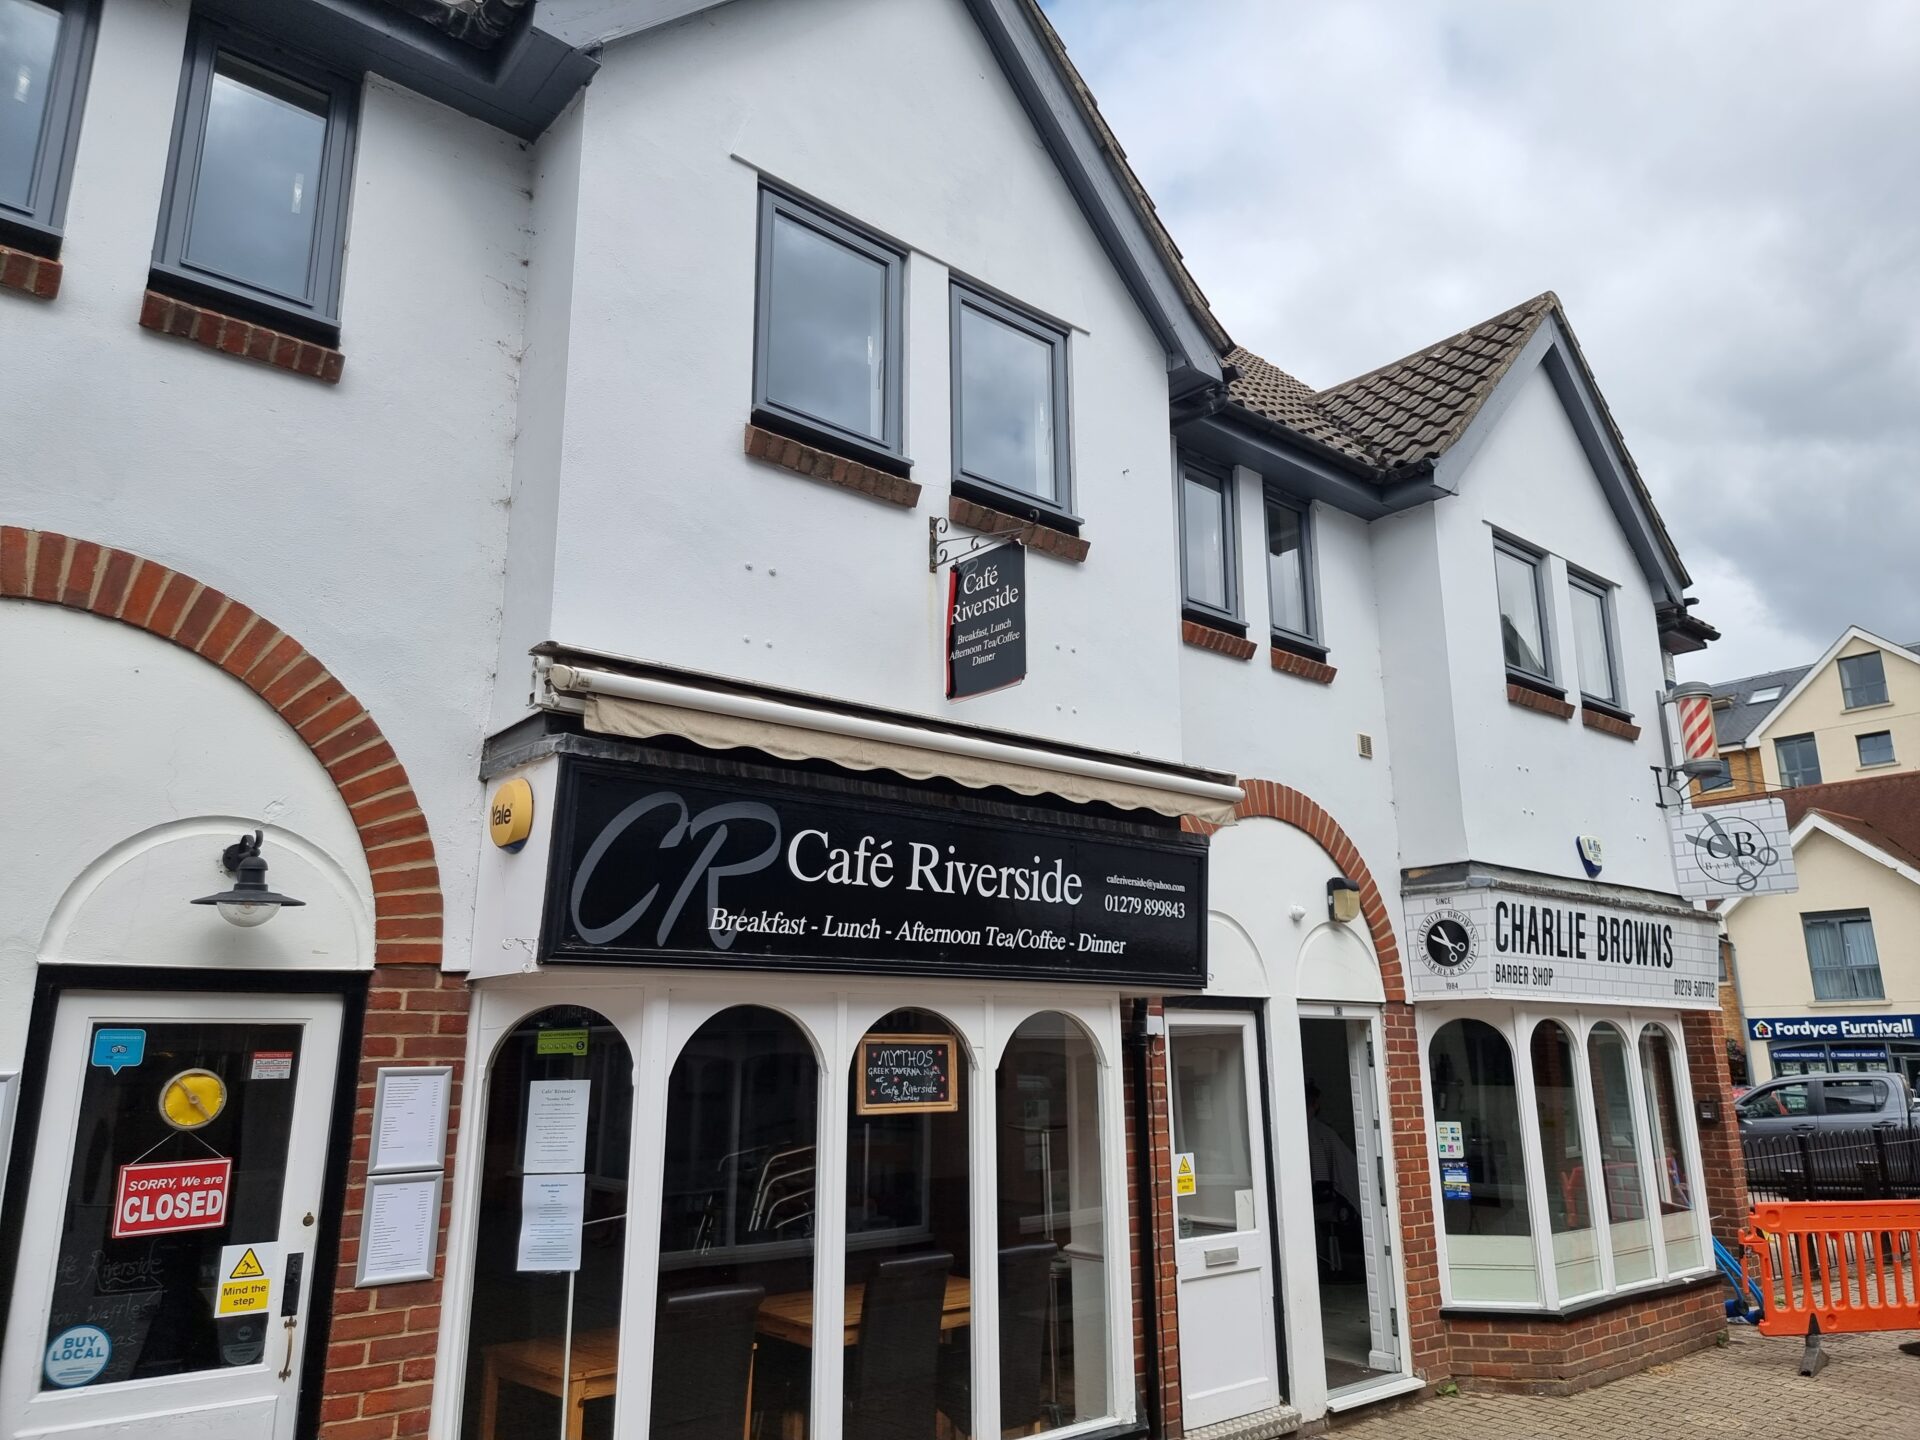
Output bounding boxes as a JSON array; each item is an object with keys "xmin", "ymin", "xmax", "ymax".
[{"xmin": 929, "ymin": 515, "xmax": 1027, "ymax": 573}]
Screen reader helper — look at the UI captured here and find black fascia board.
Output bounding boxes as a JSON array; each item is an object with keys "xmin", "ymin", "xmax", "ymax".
[
  {"xmin": 1176, "ymin": 410, "xmax": 1446, "ymax": 521},
  {"xmin": 958, "ymin": 0, "xmax": 1223, "ymax": 401},
  {"xmin": 203, "ymin": 0, "xmax": 598, "ymax": 141}
]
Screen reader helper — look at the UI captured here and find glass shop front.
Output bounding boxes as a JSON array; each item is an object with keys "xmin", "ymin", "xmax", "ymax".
[{"xmin": 452, "ymin": 752, "xmax": 1208, "ymax": 1440}]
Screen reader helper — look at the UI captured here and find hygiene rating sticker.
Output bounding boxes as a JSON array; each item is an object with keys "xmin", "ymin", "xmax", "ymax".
[{"xmin": 216, "ymin": 1242, "xmax": 281, "ymax": 1317}]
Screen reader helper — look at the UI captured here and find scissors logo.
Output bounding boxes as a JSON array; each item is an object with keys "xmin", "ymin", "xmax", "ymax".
[{"xmin": 1689, "ymin": 813, "xmax": 1779, "ymax": 892}]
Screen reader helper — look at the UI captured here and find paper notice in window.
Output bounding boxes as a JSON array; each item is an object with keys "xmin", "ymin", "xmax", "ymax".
[
  {"xmin": 517, "ymin": 1172, "xmax": 585, "ymax": 1272},
  {"xmin": 523, "ymin": 1079, "xmax": 590, "ymax": 1174}
]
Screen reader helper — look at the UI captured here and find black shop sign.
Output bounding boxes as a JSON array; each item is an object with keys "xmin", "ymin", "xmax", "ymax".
[
  {"xmin": 542, "ymin": 758, "xmax": 1207, "ymax": 987},
  {"xmin": 946, "ymin": 543, "xmax": 1026, "ymax": 699}
]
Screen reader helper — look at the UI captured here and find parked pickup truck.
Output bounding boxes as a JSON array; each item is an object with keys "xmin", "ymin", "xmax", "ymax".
[{"xmin": 1738, "ymin": 1071, "xmax": 1920, "ymax": 1199}]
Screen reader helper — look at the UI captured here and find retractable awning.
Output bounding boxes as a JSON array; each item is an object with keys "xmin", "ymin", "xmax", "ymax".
[{"xmin": 544, "ymin": 664, "xmax": 1242, "ymax": 824}]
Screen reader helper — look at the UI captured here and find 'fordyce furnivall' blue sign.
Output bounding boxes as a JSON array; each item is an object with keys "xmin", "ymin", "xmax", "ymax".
[
  {"xmin": 1746, "ymin": 1015, "xmax": 1920, "ymax": 1043},
  {"xmin": 542, "ymin": 757, "xmax": 1207, "ymax": 987}
]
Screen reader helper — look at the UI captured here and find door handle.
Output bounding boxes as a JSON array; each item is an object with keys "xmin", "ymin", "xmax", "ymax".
[{"xmin": 278, "ymin": 1252, "xmax": 306, "ymax": 1382}]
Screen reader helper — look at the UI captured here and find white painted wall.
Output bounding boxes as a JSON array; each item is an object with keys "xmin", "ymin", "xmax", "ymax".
[
  {"xmin": 0, "ymin": 606, "xmax": 377, "ymax": 1072},
  {"xmin": 1382, "ymin": 363, "xmax": 1682, "ymax": 896},
  {"xmin": 1, "ymin": 0, "xmax": 533, "ymax": 967},
  {"xmin": 499, "ymin": 0, "xmax": 1186, "ymax": 760}
]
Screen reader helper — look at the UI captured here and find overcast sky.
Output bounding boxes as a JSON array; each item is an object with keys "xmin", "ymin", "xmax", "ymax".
[{"xmin": 1044, "ymin": 0, "xmax": 1920, "ymax": 681}]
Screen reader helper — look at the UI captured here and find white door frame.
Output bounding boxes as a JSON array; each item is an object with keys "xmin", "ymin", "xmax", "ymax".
[
  {"xmin": 0, "ymin": 988, "xmax": 344, "ymax": 1440},
  {"xmin": 1294, "ymin": 1004, "xmax": 1412, "ymax": 1395},
  {"xmin": 1164, "ymin": 1006, "xmax": 1283, "ymax": 1429}
]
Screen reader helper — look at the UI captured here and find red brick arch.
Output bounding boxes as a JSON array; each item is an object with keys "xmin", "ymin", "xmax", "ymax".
[
  {"xmin": 0, "ymin": 526, "xmax": 440, "ymax": 964},
  {"xmin": 1184, "ymin": 778, "xmax": 1451, "ymax": 1384}
]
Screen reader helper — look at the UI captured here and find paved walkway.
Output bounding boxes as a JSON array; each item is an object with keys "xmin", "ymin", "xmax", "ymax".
[{"xmin": 1330, "ymin": 1328, "xmax": 1920, "ymax": 1438}]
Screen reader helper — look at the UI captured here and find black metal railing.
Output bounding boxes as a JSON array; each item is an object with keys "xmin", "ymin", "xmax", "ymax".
[{"xmin": 1743, "ymin": 1126, "xmax": 1920, "ymax": 1202}]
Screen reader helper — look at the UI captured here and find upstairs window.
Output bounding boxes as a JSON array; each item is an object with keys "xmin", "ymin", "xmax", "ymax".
[
  {"xmin": 1265, "ymin": 491, "xmax": 1320, "ymax": 649},
  {"xmin": 1178, "ymin": 456, "xmax": 1239, "ymax": 626},
  {"xmin": 1494, "ymin": 539, "xmax": 1552, "ymax": 683},
  {"xmin": 1775, "ymin": 733, "xmax": 1821, "ymax": 788},
  {"xmin": 1748, "ymin": 685, "xmax": 1783, "ymax": 706},
  {"xmin": 1857, "ymin": 731, "xmax": 1895, "ymax": 767},
  {"xmin": 0, "ymin": 0, "xmax": 96, "ymax": 246},
  {"xmin": 1697, "ymin": 758, "xmax": 1733, "ymax": 792},
  {"xmin": 952, "ymin": 284, "xmax": 1072, "ymax": 519},
  {"xmin": 754, "ymin": 189, "xmax": 904, "ymax": 461},
  {"xmin": 1839, "ymin": 652, "xmax": 1890, "ymax": 709},
  {"xmin": 1803, "ymin": 910, "xmax": 1883, "ymax": 1002},
  {"xmin": 153, "ymin": 23, "xmax": 356, "ymax": 336},
  {"xmin": 1568, "ymin": 573, "xmax": 1621, "ymax": 707}
]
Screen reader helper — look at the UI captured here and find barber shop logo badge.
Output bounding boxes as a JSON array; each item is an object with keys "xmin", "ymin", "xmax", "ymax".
[{"xmin": 1418, "ymin": 909, "xmax": 1479, "ymax": 976}]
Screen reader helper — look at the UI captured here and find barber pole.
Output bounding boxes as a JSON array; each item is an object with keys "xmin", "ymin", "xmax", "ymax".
[{"xmin": 1669, "ymin": 682, "xmax": 1718, "ymax": 766}]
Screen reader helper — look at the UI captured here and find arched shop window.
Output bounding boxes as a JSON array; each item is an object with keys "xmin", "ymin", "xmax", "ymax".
[
  {"xmin": 1427, "ymin": 1019, "xmax": 1538, "ymax": 1304},
  {"xmin": 993, "ymin": 1013, "xmax": 1111, "ymax": 1435},
  {"xmin": 460, "ymin": 1007, "xmax": 632, "ymax": 1440},
  {"xmin": 1586, "ymin": 1023, "xmax": 1654, "ymax": 1286},
  {"xmin": 1529, "ymin": 1021, "xmax": 1600, "ymax": 1301},
  {"xmin": 652, "ymin": 1006, "xmax": 819, "ymax": 1439},
  {"xmin": 1638, "ymin": 1025, "xmax": 1702, "ymax": 1272},
  {"xmin": 844, "ymin": 1009, "xmax": 971, "ymax": 1440}
]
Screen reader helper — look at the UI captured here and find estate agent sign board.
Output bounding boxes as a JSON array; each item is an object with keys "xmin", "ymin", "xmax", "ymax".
[
  {"xmin": 946, "ymin": 543, "xmax": 1026, "ymax": 699},
  {"xmin": 544, "ymin": 758, "xmax": 1207, "ymax": 987},
  {"xmin": 1404, "ymin": 882, "xmax": 1719, "ymax": 1009}
]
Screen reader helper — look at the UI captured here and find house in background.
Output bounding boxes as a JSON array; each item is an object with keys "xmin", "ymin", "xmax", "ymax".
[
  {"xmin": 1694, "ymin": 629, "xmax": 1920, "ymax": 799},
  {"xmin": 1721, "ymin": 770, "xmax": 1920, "ymax": 1088}
]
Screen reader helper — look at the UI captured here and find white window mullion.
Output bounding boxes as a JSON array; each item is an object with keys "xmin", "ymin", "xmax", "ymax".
[
  {"xmin": 971, "ymin": 1009, "xmax": 1003, "ymax": 1440},
  {"xmin": 1621, "ymin": 1016, "xmax": 1670, "ymax": 1282},
  {"xmin": 1511, "ymin": 1009, "xmax": 1559, "ymax": 1309},
  {"xmin": 1571, "ymin": 1014, "xmax": 1617, "ymax": 1296},
  {"xmin": 615, "ymin": 987, "xmax": 670, "ymax": 1440},
  {"xmin": 812, "ymin": 996, "xmax": 851, "ymax": 1440}
]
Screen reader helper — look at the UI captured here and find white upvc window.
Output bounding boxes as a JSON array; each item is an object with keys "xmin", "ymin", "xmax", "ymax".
[
  {"xmin": 444, "ymin": 975, "xmax": 1133, "ymax": 1440},
  {"xmin": 1418, "ymin": 1003, "xmax": 1712, "ymax": 1313}
]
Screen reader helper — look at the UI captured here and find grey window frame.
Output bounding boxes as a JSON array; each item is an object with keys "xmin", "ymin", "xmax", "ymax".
[
  {"xmin": 1839, "ymin": 652, "xmax": 1890, "ymax": 709},
  {"xmin": 1567, "ymin": 570, "xmax": 1623, "ymax": 709},
  {"xmin": 1493, "ymin": 535, "xmax": 1555, "ymax": 685},
  {"xmin": 1775, "ymin": 733, "xmax": 1822, "ymax": 788},
  {"xmin": 950, "ymin": 281, "xmax": 1075, "ymax": 526},
  {"xmin": 1856, "ymin": 730, "xmax": 1895, "ymax": 767},
  {"xmin": 751, "ymin": 187, "xmax": 906, "ymax": 465},
  {"xmin": 0, "ymin": 0, "xmax": 98, "ymax": 251},
  {"xmin": 151, "ymin": 19, "xmax": 357, "ymax": 338},
  {"xmin": 1802, "ymin": 909, "xmax": 1884, "ymax": 1002},
  {"xmin": 1263, "ymin": 487, "xmax": 1322, "ymax": 653},
  {"xmin": 1176, "ymin": 454, "xmax": 1240, "ymax": 629},
  {"xmin": 1697, "ymin": 758, "xmax": 1733, "ymax": 793}
]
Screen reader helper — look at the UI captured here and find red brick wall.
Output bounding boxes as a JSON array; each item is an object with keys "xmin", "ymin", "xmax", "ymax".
[
  {"xmin": 1443, "ymin": 1281, "xmax": 1726, "ymax": 1396},
  {"xmin": 1683, "ymin": 1007, "xmax": 1749, "ymax": 1236},
  {"xmin": 1, "ymin": 529, "xmax": 465, "ymax": 1440},
  {"xmin": 1125, "ymin": 998, "xmax": 1184, "ymax": 1437}
]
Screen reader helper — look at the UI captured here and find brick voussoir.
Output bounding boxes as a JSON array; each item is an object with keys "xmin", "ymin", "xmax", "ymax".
[
  {"xmin": 138, "ymin": 289, "xmax": 345, "ymax": 384},
  {"xmin": 743, "ymin": 423, "xmax": 920, "ymax": 507}
]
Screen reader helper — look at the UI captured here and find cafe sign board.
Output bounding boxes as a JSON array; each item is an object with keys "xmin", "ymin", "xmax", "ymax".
[
  {"xmin": 945, "ymin": 543, "xmax": 1026, "ymax": 700},
  {"xmin": 543, "ymin": 757, "xmax": 1208, "ymax": 987},
  {"xmin": 857, "ymin": 1034, "xmax": 958, "ymax": 1114},
  {"xmin": 113, "ymin": 1157, "xmax": 232, "ymax": 1239}
]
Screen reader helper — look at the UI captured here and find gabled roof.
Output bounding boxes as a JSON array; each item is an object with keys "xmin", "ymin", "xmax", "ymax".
[
  {"xmin": 1733, "ymin": 627, "xmax": 1920, "ymax": 747},
  {"xmin": 1219, "ymin": 293, "xmax": 1692, "ymax": 597},
  {"xmin": 1779, "ymin": 771, "xmax": 1920, "ymax": 871},
  {"xmin": 1709, "ymin": 661, "xmax": 1815, "ymax": 747}
]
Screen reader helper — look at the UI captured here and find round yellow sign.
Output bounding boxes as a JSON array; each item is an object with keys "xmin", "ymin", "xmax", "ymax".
[
  {"xmin": 489, "ymin": 777, "xmax": 535, "ymax": 852},
  {"xmin": 159, "ymin": 1069, "xmax": 227, "ymax": 1130}
]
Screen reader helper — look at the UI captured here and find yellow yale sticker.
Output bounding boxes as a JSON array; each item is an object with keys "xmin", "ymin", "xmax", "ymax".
[
  {"xmin": 216, "ymin": 1243, "xmax": 279, "ymax": 1317},
  {"xmin": 1173, "ymin": 1152, "xmax": 1196, "ymax": 1197}
]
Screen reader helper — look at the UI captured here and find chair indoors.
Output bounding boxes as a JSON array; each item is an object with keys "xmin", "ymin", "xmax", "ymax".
[
  {"xmin": 649, "ymin": 1283, "xmax": 766, "ymax": 1440},
  {"xmin": 844, "ymin": 1250, "xmax": 954, "ymax": 1440},
  {"xmin": 937, "ymin": 1241, "xmax": 1058, "ymax": 1440}
]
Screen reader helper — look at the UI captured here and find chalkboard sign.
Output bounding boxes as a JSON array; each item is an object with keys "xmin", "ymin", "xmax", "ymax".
[{"xmin": 857, "ymin": 1034, "xmax": 958, "ymax": 1114}]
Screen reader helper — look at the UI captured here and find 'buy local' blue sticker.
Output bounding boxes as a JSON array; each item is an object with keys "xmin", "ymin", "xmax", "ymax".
[{"xmin": 91, "ymin": 1029, "xmax": 146, "ymax": 1074}]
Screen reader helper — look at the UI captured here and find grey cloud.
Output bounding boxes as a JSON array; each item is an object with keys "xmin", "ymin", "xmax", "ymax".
[{"xmin": 1044, "ymin": 0, "xmax": 1920, "ymax": 679}]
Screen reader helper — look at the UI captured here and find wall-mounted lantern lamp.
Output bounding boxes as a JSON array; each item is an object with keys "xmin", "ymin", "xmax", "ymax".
[
  {"xmin": 1326, "ymin": 875, "xmax": 1361, "ymax": 926},
  {"xmin": 191, "ymin": 830, "xmax": 305, "ymax": 928}
]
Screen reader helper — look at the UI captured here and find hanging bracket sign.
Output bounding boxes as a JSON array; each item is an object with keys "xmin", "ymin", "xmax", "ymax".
[
  {"xmin": 945, "ymin": 541, "xmax": 1027, "ymax": 700},
  {"xmin": 113, "ymin": 1157, "xmax": 232, "ymax": 1238},
  {"xmin": 857, "ymin": 1034, "xmax": 957, "ymax": 1114}
]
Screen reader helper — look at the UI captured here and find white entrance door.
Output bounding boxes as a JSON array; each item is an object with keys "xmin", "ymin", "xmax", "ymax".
[
  {"xmin": 1167, "ymin": 1012, "xmax": 1281, "ymax": 1428},
  {"xmin": 1, "ymin": 991, "xmax": 342, "ymax": 1440}
]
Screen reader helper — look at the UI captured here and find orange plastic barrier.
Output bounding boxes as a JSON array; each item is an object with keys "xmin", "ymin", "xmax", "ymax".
[{"xmin": 1741, "ymin": 1200, "xmax": 1920, "ymax": 1338}]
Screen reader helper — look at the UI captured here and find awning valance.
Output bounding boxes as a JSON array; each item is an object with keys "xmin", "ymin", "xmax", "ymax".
[{"xmin": 546, "ymin": 665, "xmax": 1241, "ymax": 824}]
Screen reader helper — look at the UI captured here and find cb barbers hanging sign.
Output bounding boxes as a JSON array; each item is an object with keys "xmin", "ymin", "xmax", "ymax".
[
  {"xmin": 1404, "ymin": 883, "xmax": 1719, "ymax": 1009},
  {"xmin": 543, "ymin": 758, "xmax": 1206, "ymax": 987},
  {"xmin": 946, "ymin": 543, "xmax": 1026, "ymax": 700}
]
